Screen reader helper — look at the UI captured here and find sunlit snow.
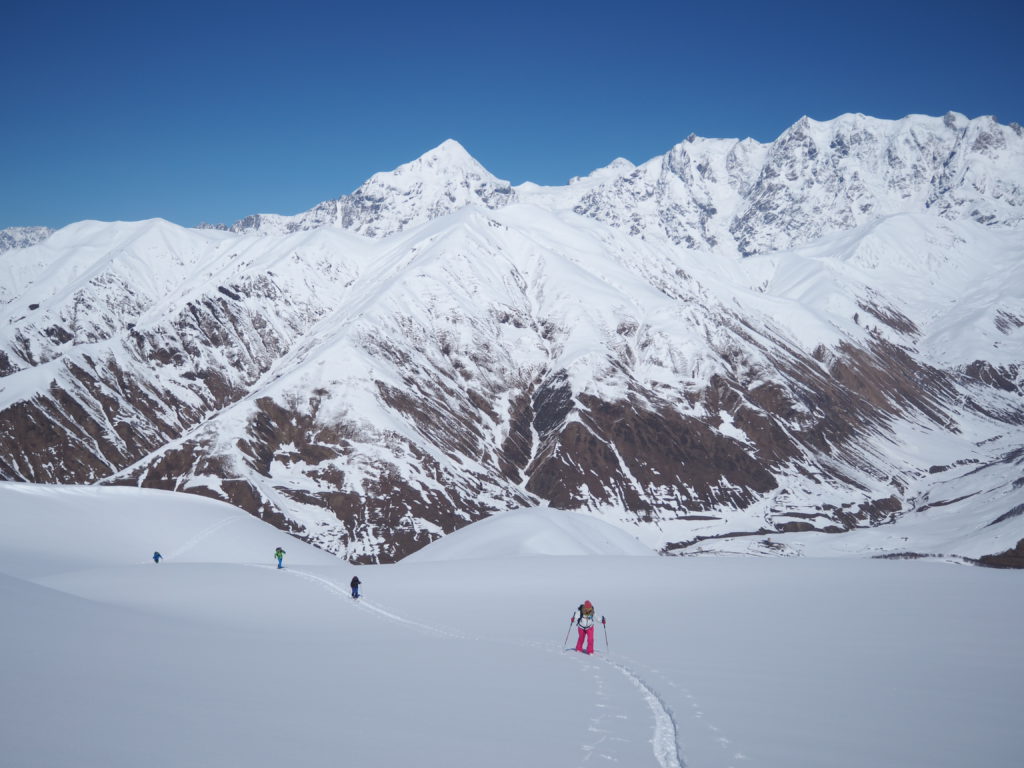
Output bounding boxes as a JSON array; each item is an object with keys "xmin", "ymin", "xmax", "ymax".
[{"xmin": 2, "ymin": 482, "xmax": 1021, "ymax": 768}]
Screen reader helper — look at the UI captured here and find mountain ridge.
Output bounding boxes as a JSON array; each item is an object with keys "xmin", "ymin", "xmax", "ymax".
[
  {"xmin": 219, "ymin": 111, "xmax": 1024, "ymax": 256},
  {"xmin": 1, "ymin": 112, "xmax": 1022, "ymax": 565}
]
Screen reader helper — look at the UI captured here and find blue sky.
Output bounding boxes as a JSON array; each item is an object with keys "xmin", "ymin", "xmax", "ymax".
[{"xmin": 2, "ymin": 0, "xmax": 1021, "ymax": 230}]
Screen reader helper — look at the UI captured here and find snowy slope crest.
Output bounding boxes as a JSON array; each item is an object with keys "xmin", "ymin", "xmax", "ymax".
[
  {"xmin": 404, "ymin": 506, "xmax": 656, "ymax": 561},
  {"xmin": 0, "ymin": 481, "xmax": 335, "ymax": 577}
]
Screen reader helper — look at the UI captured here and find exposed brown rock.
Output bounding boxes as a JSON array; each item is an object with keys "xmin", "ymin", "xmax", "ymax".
[
  {"xmin": 526, "ymin": 392, "xmax": 777, "ymax": 516},
  {"xmin": 976, "ymin": 539, "xmax": 1024, "ymax": 569},
  {"xmin": 963, "ymin": 361, "xmax": 1021, "ymax": 394}
]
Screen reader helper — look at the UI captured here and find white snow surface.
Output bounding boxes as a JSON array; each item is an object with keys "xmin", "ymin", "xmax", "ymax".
[
  {"xmin": 2, "ymin": 483, "xmax": 1021, "ymax": 768},
  {"xmin": 404, "ymin": 506, "xmax": 656, "ymax": 561}
]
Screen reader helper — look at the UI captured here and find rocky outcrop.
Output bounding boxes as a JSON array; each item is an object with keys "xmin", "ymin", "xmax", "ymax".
[
  {"xmin": 554, "ymin": 113, "xmax": 1024, "ymax": 257},
  {"xmin": 0, "ymin": 226, "xmax": 53, "ymax": 254}
]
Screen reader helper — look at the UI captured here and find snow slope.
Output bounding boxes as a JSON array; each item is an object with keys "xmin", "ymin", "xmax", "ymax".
[
  {"xmin": 403, "ymin": 506, "xmax": 656, "ymax": 561},
  {"xmin": 2, "ymin": 483, "xmax": 1021, "ymax": 767}
]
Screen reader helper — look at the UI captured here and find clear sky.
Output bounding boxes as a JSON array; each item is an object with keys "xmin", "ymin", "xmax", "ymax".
[{"xmin": 2, "ymin": 0, "xmax": 1021, "ymax": 230}]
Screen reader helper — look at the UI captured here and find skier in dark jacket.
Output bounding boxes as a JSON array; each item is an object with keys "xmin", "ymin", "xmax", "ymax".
[{"xmin": 350, "ymin": 575, "xmax": 361, "ymax": 598}]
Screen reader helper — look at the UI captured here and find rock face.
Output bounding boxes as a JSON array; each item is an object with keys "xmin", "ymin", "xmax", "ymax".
[
  {"xmin": 1, "ymin": 113, "xmax": 1023, "ymax": 564},
  {"xmin": 560, "ymin": 113, "xmax": 1024, "ymax": 256},
  {"xmin": 0, "ymin": 226, "xmax": 53, "ymax": 255}
]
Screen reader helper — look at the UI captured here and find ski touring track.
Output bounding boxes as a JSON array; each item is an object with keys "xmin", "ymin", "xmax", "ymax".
[
  {"xmin": 164, "ymin": 515, "xmax": 242, "ymax": 560},
  {"xmin": 285, "ymin": 567, "xmax": 688, "ymax": 768}
]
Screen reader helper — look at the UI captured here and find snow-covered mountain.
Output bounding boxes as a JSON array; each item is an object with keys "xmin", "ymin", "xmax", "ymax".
[
  {"xmin": 1, "ymin": 112, "xmax": 1022, "ymax": 565},
  {"xmin": 228, "ymin": 113, "xmax": 1024, "ymax": 255},
  {"xmin": 229, "ymin": 139, "xmax": 516, "ymax": 238}
]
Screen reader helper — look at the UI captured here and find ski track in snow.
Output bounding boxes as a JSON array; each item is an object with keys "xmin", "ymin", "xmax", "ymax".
[
  {"xmin": 604, "ymin": 660, "xmax": 685, "ymax": 768},
  {"xmin": 288, "ymin": 568, "xmax": 686, "ymax": 767},
  {"xmin": 610, "ymin": 655, "xmax": 748, "ymax": 768},
  {"xmin": 286, "ymin": 568, "xmax": 465, "ymax": 640},
  {"xmin": 164, "ymin": 515, "xmax": 241, "ymax": 560}
]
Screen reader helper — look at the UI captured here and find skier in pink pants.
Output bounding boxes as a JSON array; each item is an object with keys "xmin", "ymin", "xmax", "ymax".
[{"xmin": 573, "ymin": 600, "xmax": 597, "ymax": 654}]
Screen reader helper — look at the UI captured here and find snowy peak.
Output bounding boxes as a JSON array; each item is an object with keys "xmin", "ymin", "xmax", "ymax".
[
  {"xmin": 346, "ymin": 138, "xmax": 515, "ymax": 236},
  {"xmin": 550, "ymin": 112, "xmax": 1022, "ymax": 255},
  {"xmin": 360, "ymin": 139, "xmax": 505, "ymax": 196},
  {"xmin": 230, "ymin": 139, "xmax": 515, "ymax": 238},
  {"xmin": 386, "ymin": 138, "xmax": 493, "ymax": 181},
  {"xmin": 225, "ymin": 113, "xmax": 1024, "ymax": 254},
  {"xmin": 567, "ymin": 157, "xmax": 636, "ymax": 186}
]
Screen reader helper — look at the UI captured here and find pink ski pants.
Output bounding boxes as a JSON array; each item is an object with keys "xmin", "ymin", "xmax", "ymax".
[{"xmin": 575, "ymin": 625, "xmax": 594, "ymax": 654}]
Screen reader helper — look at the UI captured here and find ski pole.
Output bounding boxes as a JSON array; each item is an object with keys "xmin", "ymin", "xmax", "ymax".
[
  {"xmin": 602, "ymin": 616, "xmax": 608, "ymax": 651},
  {"xmin": 563, "ymin": 615, "xmax": 575, "ymax": 648}
]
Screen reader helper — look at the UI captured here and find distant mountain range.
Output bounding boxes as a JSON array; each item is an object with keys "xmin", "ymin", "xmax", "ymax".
[
  {"xmin": 2, "ymin": 112, "xmax": 1022, "ymax": 565},
  {"xmin": 1, "ymin": 226, "xmax": 54, "ymax": 254}
]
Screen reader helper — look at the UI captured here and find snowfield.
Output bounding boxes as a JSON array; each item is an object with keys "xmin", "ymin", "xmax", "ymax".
[{"xmin": 1, "ymin": 482, "xmax": 1021, "ymax": 768}]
